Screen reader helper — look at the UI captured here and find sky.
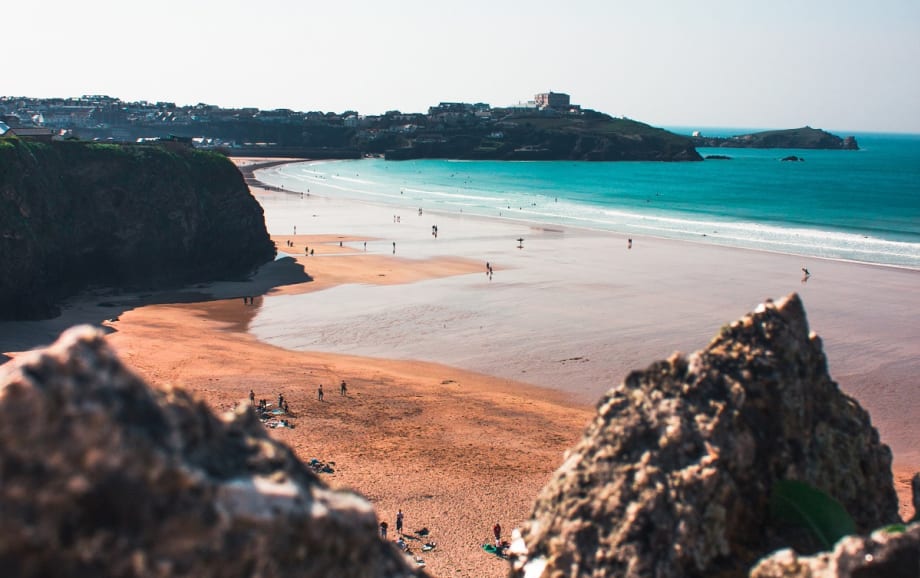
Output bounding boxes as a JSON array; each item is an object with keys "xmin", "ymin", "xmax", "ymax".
[{"xmin": 5, "ymin": 0, "xmax": 920, "ymax": 133}]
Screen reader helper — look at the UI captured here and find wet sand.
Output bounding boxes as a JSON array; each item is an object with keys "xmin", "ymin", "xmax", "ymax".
[{"xmin": 0, "ymin": 159, "xmax": 917, "ymax": 576}]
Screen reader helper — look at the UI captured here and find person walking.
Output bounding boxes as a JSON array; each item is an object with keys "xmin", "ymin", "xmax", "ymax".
[
  {"xmin": 340, "ymin": 380, "xmax": 347, "ymax": 396},
  {"xmin": 317, "ymin": 384, "xmax": 324, "ymax": 402},
  {"xmin": 396, "ymin": 509, "xmax": 404, "ymax": 535}
]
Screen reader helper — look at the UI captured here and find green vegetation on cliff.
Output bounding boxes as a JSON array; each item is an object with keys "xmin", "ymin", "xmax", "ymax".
[{"xmin": 0, "ymin": 137, "xmax": 274, "ymax": 319}]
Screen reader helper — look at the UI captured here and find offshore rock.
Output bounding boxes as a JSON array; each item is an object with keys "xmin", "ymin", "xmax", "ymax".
[
  {"xmin": 0, "ymin": 326, "xmax": 424, "ymax": 578},
  {"xmin": 0, "ymin": 139, "xmax": 275, "ymax": 320},
  {"xmin": 750, "ymin": 523, "xmax": 920, "ymax": 578},
  {"xmin": 512, "ymin": 293, "xmax": 898, "ymax": 577}
]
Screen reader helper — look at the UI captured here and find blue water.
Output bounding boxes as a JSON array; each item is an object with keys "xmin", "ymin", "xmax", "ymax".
[{"xmin": 258, "ymin": 133, "xmax": 920, "ymax": 269}]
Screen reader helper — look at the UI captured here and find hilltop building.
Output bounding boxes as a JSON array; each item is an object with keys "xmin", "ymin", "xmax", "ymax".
[{"xmin": 534, "ymin": 91, "xmax": 570, "ymax": 110}]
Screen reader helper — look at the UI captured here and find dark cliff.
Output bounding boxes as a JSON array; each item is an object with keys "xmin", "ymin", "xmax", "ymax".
[
  {"xmin": 0, "ymin": 138, "xmax": 275, "ymax": 320},
  {"xmin": 693, "ymin": 126, "xmax": 859, "ymax": 150},
  {"xmin": 384, "ymin": 111, "xmax": 702, "ymax": 161}
]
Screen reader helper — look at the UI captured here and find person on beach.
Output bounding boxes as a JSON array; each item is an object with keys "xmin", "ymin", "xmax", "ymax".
[
  {"xmin": 628, "ymin": 238, "xmax": 633, "ymax": 249},
  {"xmin": 318, "ymin": 384, "xmax": 324, "ymax": 402},
  {"xmin": 396, "ymin": 509, "xmax": 404, "ymax": 534},
  {"xmin": 340, "ymin": 380, "xmax": 347, "ymax": 396},
  {"xmin": 392, "ymin": 241, "xmax": 396, "ymax": 254},
  {"xmin": 363, "ymin": 241, "xmax": 367, "ymax": 251},
  {"xmin": 278, "ymin": 393, "xmax": 284, "ymax": 408},
  {"xmin": 380, "ymin": 521, "xmax": 388, "ymax": 539},
  {"xmin": 249, "ymin": 389, "xmax": 255, "ymax": 406},
  {"xmin": 493, "ymin": 522, "xmax": 502, "ymax": 547}
]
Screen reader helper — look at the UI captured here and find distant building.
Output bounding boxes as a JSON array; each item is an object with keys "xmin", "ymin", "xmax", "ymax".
[
  {"xmin": 5, "ymin": 127, "xmax": 54, "ymax": 142},
  {"xmin": 534, "ymin": 91, "xmax": 570, "ymax": 110}
]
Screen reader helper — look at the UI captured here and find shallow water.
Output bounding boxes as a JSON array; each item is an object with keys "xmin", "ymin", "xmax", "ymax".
[{"xmin": 259, "ymin": 133, "xmax": 920, "ymax": 269}]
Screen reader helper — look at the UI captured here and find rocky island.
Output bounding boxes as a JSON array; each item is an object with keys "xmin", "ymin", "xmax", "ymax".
[
  {"xmin": 692, "ymin": 126, "xmax": 858, "ymax": 150},
  {"xmin": 0, "ymin": 137, "xmax": 275, "ymax": 320}
]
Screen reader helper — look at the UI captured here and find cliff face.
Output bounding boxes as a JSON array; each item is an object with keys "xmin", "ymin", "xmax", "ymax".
[
  {"xmin": 692, "ymin": 126, "xmax": 859, "ymax": 150},
  {"xmin": 0, "ymin": 138, "xmax": 275, "ymax": 319}
]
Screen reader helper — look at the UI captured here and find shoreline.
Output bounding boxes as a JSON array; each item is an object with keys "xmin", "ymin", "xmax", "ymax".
[
  {"xmin": 245, "ymin": 165, "xmax": 919, "ymax": 512},
  {"xmin": 256, "ymin": 155, "xmax": 920, "ymax": 271},
  {"xmin": 0, "ymin": 157, "xmax": 916, "ymax": 576}
]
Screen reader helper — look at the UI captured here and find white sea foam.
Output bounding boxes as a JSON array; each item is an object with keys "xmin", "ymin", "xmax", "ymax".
[{"xmin": 260, "ymin": 156, "xmax": 920, "ymax": 269}]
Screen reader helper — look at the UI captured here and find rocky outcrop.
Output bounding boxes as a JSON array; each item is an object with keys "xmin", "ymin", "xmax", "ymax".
[
  {"xmin": 0, "ymin": 138, "xmax": 275, "ymax": 320},
  {"xmin": 0, "ymin": 326, "xmax": 423, "ymax": 578},
  {"xmin": 692, "ymin": 126, "xmax": 859, "ymax": 150},
  {"xmin": 751, "ymin": 523, "xmax": 920, "ymax": 578},
  {"xmin": 511, "ymin": 294, "xmax": 898, "ymax": 577}
]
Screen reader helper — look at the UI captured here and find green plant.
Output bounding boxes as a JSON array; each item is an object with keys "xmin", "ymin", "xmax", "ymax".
[{"xmin": 770, "ymin": 480, "xmax": 857, "ymax": 550}]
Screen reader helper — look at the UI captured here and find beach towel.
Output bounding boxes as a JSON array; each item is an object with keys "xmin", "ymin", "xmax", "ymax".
[{"xmin": 482, "ymin": 543, "xmax": 507, "ymax": 558}]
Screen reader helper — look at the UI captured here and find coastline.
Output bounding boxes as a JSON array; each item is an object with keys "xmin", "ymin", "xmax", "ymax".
[
  {"xmin": 0, "ymin": 157, "xmax": 916, "ymax": 576},
  {"xmin": 249, "ymin": 164, "xmax": 918, "ymax": 510},
  {"xmin": 258, "ymin": 148, "xmax": 920, "ymax": 271},
  {"xmin": 247, "ymin": 165, "xmax": 919, "ymax": 454}
]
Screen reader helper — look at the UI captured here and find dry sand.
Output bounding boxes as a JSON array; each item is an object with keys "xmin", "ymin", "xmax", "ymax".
[{"xmin": 0, "ymin": 159, "xmax": 917, "ymax": 577}]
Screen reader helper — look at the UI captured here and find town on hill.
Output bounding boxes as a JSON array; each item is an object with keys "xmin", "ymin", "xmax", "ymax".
[{"xmin": 0, "ymin": 92, "xmax": 700, "ymax": 161}]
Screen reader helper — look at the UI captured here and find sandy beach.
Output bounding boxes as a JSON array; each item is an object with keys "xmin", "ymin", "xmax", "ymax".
[{"xmin": 1, "ymin": 158, "xmax": 917, "ymax": 577}]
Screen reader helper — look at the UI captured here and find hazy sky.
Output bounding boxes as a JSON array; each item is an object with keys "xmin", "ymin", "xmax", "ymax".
[{"xmin": 6, "ymin": 0, "xmax": 920, "ymax": 132}]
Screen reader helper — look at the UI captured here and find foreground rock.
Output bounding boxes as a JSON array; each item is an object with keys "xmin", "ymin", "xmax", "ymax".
[
  {"xmin": 0, "ymin": 326, "xmax": 423, "ymax": 578},
  {"xmin": 751, "ymin": 522, "xmax": 920, "ymax": 577},
  {"xmin": 512, "ymin": 294, "xmax": 899, "ymax": 577}
]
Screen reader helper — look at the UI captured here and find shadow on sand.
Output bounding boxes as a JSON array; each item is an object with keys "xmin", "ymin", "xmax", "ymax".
[{"xmin": 0, "ymin": 256, "xmax": 311, "ymax": 365}]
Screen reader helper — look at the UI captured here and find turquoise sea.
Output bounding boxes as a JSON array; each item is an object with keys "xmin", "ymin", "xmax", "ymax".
[{"xmin": 259, "ymin": 132, "xmax": 920, "ymax": 269}]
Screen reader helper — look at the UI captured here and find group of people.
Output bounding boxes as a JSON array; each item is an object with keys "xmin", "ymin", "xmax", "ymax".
[
  {"xmin": 379, "ymin": 509, "xmax": 405, "ymax": 539},
  {"xmin": 249, "ymin": 390, "xmax": 290, "ymax": 413},
  {"xmin": 316, "ymin": 380, "xmax": 348, "ymax": 402}
]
